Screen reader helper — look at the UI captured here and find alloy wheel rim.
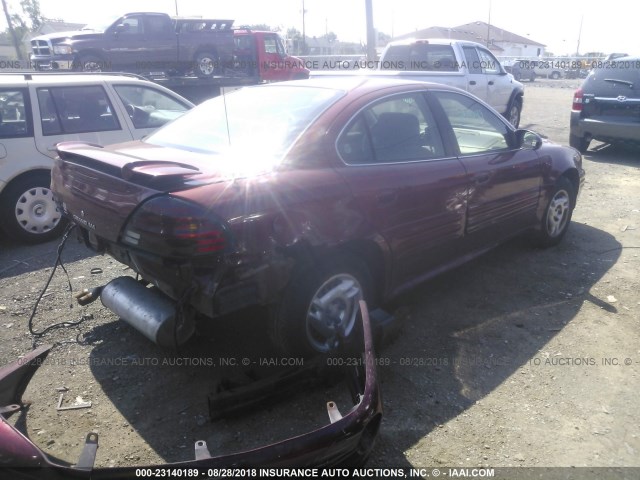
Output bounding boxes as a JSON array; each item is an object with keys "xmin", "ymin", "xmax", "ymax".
[
  {"xmin": 546, "ymin": 189, "xmax": 570, "ymax": 237},
  {"xmin": 306, "ymin": 273, "xmax": 363, "ymax": 352}
]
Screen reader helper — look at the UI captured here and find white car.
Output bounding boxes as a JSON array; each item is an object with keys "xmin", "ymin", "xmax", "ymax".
[{"xmin": 0, "ymin": 72, "xmax": 193, "ymax": 243}]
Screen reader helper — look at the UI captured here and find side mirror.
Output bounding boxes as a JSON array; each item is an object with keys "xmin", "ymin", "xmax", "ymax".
[{"xmin": 516, "ymin": 129, "xmax": 543, "ymax": 150}]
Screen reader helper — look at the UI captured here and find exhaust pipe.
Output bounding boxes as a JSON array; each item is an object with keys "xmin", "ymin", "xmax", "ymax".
[{"xmin": 100, "ymin": 276, "xmax": 195, "ymax": 348}]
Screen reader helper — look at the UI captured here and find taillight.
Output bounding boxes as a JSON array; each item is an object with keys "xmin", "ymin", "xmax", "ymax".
[
  {"xmin": 572, "ymin": 88, "xmax": 583, "ymax": 111},
  {"xmin": 122, "ymin": 196, "xmax": 232, "ymax": 257}
]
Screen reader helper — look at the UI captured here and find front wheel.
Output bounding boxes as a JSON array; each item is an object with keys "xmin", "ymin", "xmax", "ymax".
[
  {"xmin": 550, "ymin": 71, "xmax": 561, "ymax": 80},
  {"xmin": 74, "ymin": 54, "xmax": 105, "ymax": 72},
  {"xmin": 269, "ymin": 255, "xmax": 373, "ymax": 357},
  {"xmin": 533, "ymin": 177, "xmax": 575, "ymax": 248},
  {"xmin": 0, "ymin": 173, "xmax": 66, "ymax": 244}
]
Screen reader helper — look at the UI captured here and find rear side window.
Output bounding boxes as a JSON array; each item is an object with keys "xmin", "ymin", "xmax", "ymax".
[
  {"xmin": 0, "ymin": 89, "xmax": 32, "ymax": 138},
  {"xmin": 338, "ymin": 93, "xmax": 445, "ymax": 164},
  {"xmin": 37, "ymin": 85, "xmax": 121, "ymax": 135}
]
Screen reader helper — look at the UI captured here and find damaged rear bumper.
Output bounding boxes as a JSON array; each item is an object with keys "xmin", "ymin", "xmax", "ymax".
[{"xmin": 0, "ymin": 303, "xmax": 382, "ymax": 477}]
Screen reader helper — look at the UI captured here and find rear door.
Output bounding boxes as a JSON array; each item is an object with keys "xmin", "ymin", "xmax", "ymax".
[
  {"xmin": 430, "ymin": 90, "xmax": 541, "ymax": 246},
  {"xmin": 32, "ymin": 83, "xmax": 133, "ymax": 159},
  {"xmin": 334, "ymin": 91, "xmax": 468, "ymax": 289}
]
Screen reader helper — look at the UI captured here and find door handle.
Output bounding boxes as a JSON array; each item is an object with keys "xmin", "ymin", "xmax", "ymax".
[
  {"xmin": 488, "ymin": 80, "xmax": 494, "ymax": 85},
  {"xmin": 469, "ymin": 80, "xmax": 476, "ymax": 85}
]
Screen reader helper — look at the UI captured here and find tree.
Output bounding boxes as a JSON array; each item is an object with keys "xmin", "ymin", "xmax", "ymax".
[
  {"xmin": 323, "ymin": 31, "xmax": 337, "ymax": 43},
  {"xmin": 19, "ymin": 0, "xmax": 42, "ymax": 30},
  {"xmin": 1, "ymin": 0, "xmax": 23, "ymax": 60},
  {"xmin": 1, "ymin": 0, "xmax": 44, "ymax": 60},
  {"xmin": 242, "ymin": 23, "xmax": 277, "ymax": 32}
]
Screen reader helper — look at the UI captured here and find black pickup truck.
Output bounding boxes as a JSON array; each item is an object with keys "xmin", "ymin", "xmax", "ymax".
[{"xmin": 30, "ymin": 12, "xmax": 235, "ymax": 77}]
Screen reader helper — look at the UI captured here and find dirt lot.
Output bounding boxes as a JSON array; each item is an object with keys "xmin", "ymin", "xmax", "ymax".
[{"xmin": 1, "ymin": 79, "xmax": 639, "ymax": 473}]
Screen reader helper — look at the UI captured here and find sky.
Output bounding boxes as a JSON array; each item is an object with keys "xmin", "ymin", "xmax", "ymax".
[{"xmin": 6, "ymin": 0, "xmax": 638, "ymax": 56}]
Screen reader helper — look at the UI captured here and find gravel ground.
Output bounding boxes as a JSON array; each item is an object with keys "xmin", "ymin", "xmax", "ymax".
[{"xmin": 1, "ymin": 78, "xmax": 639, "ymax": 475}]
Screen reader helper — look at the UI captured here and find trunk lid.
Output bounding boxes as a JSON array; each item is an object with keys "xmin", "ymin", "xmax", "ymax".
[
  {"xmin": 51, "ymin": 141, "xmax": 244, "ymax": 243},
  {"xmin": 582, "ymin": 65, "xmax": 640, "ymax": 121}
]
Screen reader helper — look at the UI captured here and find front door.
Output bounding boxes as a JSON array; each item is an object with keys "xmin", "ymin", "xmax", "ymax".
[{"xmin": 430, "ymin": 90, "xmax": 541, "ymax": 246}]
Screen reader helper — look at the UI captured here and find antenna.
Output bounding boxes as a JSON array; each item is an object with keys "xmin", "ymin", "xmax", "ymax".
[{"xmin": 221, "ymin": 88, "xmax": 231, "ymax": 145}]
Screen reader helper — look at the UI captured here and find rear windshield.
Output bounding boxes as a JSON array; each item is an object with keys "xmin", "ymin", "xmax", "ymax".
[
  {"xmin": 588, "ymin": 60, "xmax": 640, "ymax": 93},
  {"xmin": 145, "ymin": 85, "xmax": 344, "ymax": 162},
  {"xmin": 382, "ymin": 44, "xmax": 458, "ymax": 71}
]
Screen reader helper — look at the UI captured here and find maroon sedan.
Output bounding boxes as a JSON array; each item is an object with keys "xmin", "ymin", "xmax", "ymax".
[{"xmin": 51, "ymin": 78, "xmax": 585, "ymax": 356}]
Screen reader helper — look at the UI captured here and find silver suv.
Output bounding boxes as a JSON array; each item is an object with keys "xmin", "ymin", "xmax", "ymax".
[{"xmin": 0, "ymin": 72, "xmax": 193, "ymax": 243}]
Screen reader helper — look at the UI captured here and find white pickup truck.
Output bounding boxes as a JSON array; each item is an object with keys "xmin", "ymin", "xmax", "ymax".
[{"xmin": 311, "ymin": 39, "xmax": 524, "ymax": 127}]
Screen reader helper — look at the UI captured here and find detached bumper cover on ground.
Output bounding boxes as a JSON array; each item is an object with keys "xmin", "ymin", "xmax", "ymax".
[{"xmin": 0, "ymin": 303, "xmax": 382, "ymax": 477}]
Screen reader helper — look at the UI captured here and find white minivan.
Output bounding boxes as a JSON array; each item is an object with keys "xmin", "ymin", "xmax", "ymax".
[{"xmin": 0, "ymin": 72, "xmax": 193, "ymax": 243}]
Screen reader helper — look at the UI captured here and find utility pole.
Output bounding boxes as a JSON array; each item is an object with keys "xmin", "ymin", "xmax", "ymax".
[
  {"xmin": 302, "ymin": 0, "xmax": 306, "ymax": 55},
  {"xmin": 486, "ymin": 0, "xmax": 492, "ymax": 48},
  {"xmin": 365, "ymin": 0, "xmax": 375, "ymax": 61},
  {"xmin": 575, "ymin": 15, "xmax": 583, "ymax": 56},
  {"xmin": 174, "ymin": 0, "xmax": 179, "ymax": 16}
]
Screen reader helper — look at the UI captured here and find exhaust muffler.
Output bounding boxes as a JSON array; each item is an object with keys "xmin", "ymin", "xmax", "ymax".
[{"xmin": 100, "ymin": 276, "xmax": 195, "ymax": 348}]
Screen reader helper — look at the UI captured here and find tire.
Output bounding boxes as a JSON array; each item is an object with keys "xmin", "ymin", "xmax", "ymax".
[
  {"xmin": 506, "ymin": 98, "xmax": 522, "ymax": 128},
  {"xmin": 269, "ymin": 255, "xmax": 373, "ymax": 357},
  {"xmin": 569, "ymin": 133, "xmax": 590, "ymax": 153},
  {"xmin": 533, "ymin": 177, "xmax": 575, "ymax": 248},
  {"xmin": 530, "ymin": 72, "xmax": 536, "ymax": 82},
  {"xmin": 194, "ymin": 51, "xmax": 219, "ymax": 78},
  {"xmin": 550, "ymin": 71, "xmax": 561, "ymax": 80},
  {"xmin": 0, "ymin": 173, "xmax": 66, "ymax": 244},
  {"xmin": 74, "ymin": 54, "xmax": 105, "ymax": 72}
]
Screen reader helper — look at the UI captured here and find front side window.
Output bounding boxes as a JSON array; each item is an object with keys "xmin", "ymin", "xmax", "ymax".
[
  {"xmin": 433, "ymin": 91, "xmax": 510, "ymax": 155},
  {"xmin": 477, "ymin": 48, "xmax": 501, "ymax": 74},
  {"xmin": 0, "ymin": 89, "xmax": 31, "ymax": 138},
  {"xmin": 114, "ymin": 85, "xmax": 191, "ymax": 129},
  {"xmin": 338, "ymin": 93, "xmax": 445, "ymax": 164},
  {"xmin": 263, "ymin": 36, "xmax": 278, "ymax": 55},
  {"xmin": 37, "ymin": 85, "xmax": 120, "ymax": 135}
]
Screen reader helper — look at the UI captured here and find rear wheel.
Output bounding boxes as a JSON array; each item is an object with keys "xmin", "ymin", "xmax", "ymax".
[
  {"xmin": 0, "ymin": 173, "xmax": 66, "ymax": 244},
  {"xmin": 569, "ymin": 133, "xmax": 590, "ymax": 153},
  {"xmin": 269, "ymin": 255, "xmax": 373, "ymax": 357},
  {"xmin": 550, "ymin": 71, "xmax": 561, "ymax": 80},
  {"xmin": 533, "ymin": 177, "xmax": 575, "ymax": 248},
  {"xmin": 194, "ymin": 51, "xmax": 219, "ymax": 77}
]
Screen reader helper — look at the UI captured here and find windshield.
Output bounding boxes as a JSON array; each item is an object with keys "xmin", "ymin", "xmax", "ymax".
[
  {"xmin": 144, "ymin": 85, "xmax": 344, "ymax": 165},
  {"xmin": 82, "ymin": 15, "xmax": 120, "ymax": 32}
]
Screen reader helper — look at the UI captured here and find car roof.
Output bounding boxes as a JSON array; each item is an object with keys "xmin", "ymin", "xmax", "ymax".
[
  {"xmin": 258, "ymin": 76, "xmax": 463, "ymax": 95},
  {"xmin": 385, "ymin": 38, "xmax": 485, "ymax": 48},
  {"xmin": 0, "ymin": 72, "xmax": 153, "ymax": 86}
]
